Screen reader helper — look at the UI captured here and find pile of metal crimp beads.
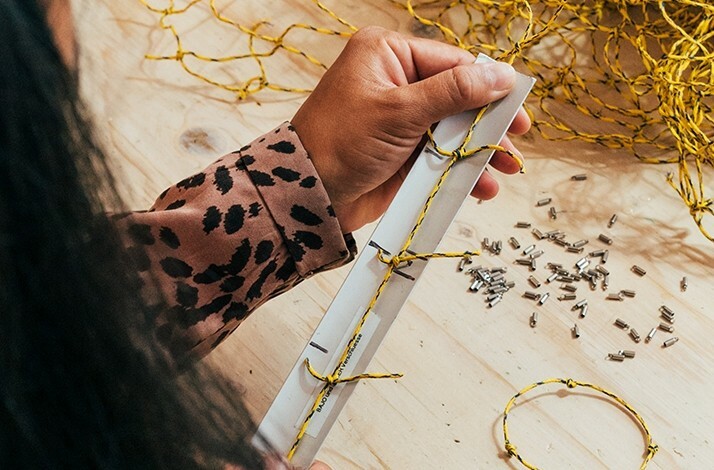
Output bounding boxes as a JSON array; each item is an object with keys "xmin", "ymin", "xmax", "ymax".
[{"xmin": 458, "ymin": 174, "xmax": 683, "ymax": 359}]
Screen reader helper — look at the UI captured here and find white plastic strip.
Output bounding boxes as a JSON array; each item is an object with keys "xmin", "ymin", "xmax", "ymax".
[{"xmin": 254, "ymin": 54, "xmax": 534, "ymax": 467}]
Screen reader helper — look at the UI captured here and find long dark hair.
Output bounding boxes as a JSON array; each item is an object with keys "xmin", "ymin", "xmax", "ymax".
[{"xmin": 0, "ymin": 1, "xmax": 265, "ymax": 467}]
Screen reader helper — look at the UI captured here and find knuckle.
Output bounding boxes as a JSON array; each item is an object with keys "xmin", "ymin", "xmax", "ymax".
[
  {"xmin": 352, "ymin": 26, "xmax": 386, "ymax": 43},
  {"xmin": 448, "ymin": 66, "xmax": 476, "ymax": 103}
]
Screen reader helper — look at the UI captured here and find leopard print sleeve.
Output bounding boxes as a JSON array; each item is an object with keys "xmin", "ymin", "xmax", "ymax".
[{"xmin": 118, "ymin": 122, "xmax": 356, "ymax": 361}]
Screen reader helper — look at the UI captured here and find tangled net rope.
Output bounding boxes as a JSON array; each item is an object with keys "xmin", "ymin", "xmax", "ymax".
[{"xmin": 141, "ymin": 0, "xmax": 714, "ymax": 241}]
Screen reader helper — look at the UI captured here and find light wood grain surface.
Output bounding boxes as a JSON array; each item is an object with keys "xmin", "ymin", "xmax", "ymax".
[{"xmin": 74, "ymin": 1, "xmax": 713, "ymax": 468}]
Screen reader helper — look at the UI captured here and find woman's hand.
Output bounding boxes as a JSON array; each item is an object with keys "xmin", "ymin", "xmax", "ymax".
[{"xmin": 292, "ymin": 26, "xmax": 530, "ymax": 234}]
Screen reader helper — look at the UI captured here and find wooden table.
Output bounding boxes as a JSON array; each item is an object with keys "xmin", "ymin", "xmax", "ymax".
[{"xmin": 75, "ymin": 1, "xmax": 713, "ymax": 468}]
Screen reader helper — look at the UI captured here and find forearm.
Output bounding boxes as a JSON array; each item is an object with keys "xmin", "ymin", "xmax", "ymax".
[{"xmin": 117, "ymin": 123, "xmax": 355, "ymax": 361}]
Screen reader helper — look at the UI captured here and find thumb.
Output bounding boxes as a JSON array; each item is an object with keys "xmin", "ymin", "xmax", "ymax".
[{"xmin": 399, "ymin": 61, "xmax": 516, "ymax": 127}]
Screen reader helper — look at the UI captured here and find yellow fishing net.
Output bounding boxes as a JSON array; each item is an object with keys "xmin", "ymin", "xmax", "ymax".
[{"xmin": 140, "ymin": 0, "xmax": 714, "ymax": 241}]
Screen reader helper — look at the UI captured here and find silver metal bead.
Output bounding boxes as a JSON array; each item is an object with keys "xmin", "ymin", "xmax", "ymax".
[
  {"xmin": 601, "ymin": 250, "xmax": 609, "ymax": 264},
  {"xmin": 538, "ymin": 292, "xmax": 550, "ymax": 305},
  {"xmin": 469, "ymin": 279, "xmax": 483, "ymax": 292},
  {"xmin": 532, "ymin": 228, "xmax": 544, "ymax": 239},
  {"xmin": 630, "ymin": 328, "xmax": 641, "ymax": 343},
  {"xmin": 558, "ymin": 294, "xmax": 576, "ymax": 301},
  {"xmin": 646, "ymin": 328, "xmax": 657, "ymax": 343},
  {"xmin": 571, "ymin": 174, "xmax": 587, "ymax": 181},
  {"xmin": 681, "ymin": 276, "xmax": 688, "ymax": 292},
  {"xmin": 579, "ymin": 304, "xmax": 588, "ymax": 318},
  {"xmin": 608, "ymin": 353, "xmax": 625, "ymax": 361},
  {"xmin": 516, "ymin": 221, "xmax": 532, "ymax": 228},
  {"xmin": 567, "ymin": 246, "xmax": 584, "ymax": 253},
  {"xmin": 572, "ymin": 323, "xmax": 580, "ymax": 338},
  {"xmin": 598, "ymin": 234, "xmax": 613, "ymax": 245},
  {"xmin": 608, "ymin": 214, "xmax": 618, "ymax": 228},
  {"xmin": 530, "ymin": 250, "xmax": 544, "ymax": 259},
  {"xmin": 554, "ymin": 238, "xmax": 570, "ymax": 247},
  {"xmin": 661, "ymin": 305, "xmax": 675, "ymax": 317},
  {"xmin": 509, "ymin": 237, "xmax": 521, "ymax": 249},
  {"xmin": 546, "ymin": 273, "xmax": 558, "ymax": 283},
  {"xmin": 536, "ymin": 197, "xmax": 552, "ymax": 207},
  {"xmin": 621, "ymin": 289, "xmax": 636, "ymax": 298},
  {"xmin": 620, "ymin": 349, "xmax": 635, "ymax": 358},
  {"xmin": 488, "ymin": 295, "xmax": 503, "ymax": 308},
  {"xmin": 528, "ymin": 276, "xmax": 541, "ymax": 288},
  {"xmin": 523, "ymin": 244, "xmax": 535, "ymax": 255},
  {"xmin": 659, "ymin": 323, "xmax": 674, "ymax": 333},
  {"xmin": 549, "ymin": 206, "xmax": 557, "ymax": 220},
  {"xmin": 663, "ymin": 337, "xmax": 679, "ymax": 348},
  {"xmin": 458, "ymin": 257, "xmax": 472, "ymax": 272},
  {"xmin": 561, "ymin": 284, "xmax": 577, "ymax": 292},
  {"xmin": 615, "ymin": 318, "xmax": 629, "ymax": 329},
  {"xmin": 530, "ymin": 312, "xmax": 538, "ymax": 327},
  {"xmin": 523, "ymin": 291, "xmax": 540, "ymax": 300},
  {"xmin": 632, "ymin": 265, "xmax": 647, "ymax": 276},
  {"xmin": 607, "ymin": 293, "xmax": 623, "ymax": 301}
]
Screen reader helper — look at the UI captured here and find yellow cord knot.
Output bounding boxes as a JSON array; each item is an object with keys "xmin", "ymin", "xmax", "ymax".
[
  {"xmin": 648, "ymin": 444, "xmax": 659, "ymax": 454},
  {"xmin": 689, "ymin": 200, "xmax": 712, "ymax": 216},
  {"xmin": 304, "ymin": 358, "xmax": 403, "ymax": 386},
  {"xmin": 452, "ymin": 148, "xmax": 464, "ymax": 160},
  {"xmin": 505, "ymin": 441, "xmax": 517, "ymax": 457},
  {"xmin": 565, "ymin": 378, "xmax": 577, "ymax": 388}
]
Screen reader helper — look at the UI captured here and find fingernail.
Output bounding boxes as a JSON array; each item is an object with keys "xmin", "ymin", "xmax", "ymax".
[{"xmin": 485, "ymin": 62, "xmax": 515, "ymax": 91}]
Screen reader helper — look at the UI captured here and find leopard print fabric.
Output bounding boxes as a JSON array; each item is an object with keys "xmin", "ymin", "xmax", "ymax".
[{"xmin": 118, "ymin": 123, "xmax": 356, "ymax": 361}]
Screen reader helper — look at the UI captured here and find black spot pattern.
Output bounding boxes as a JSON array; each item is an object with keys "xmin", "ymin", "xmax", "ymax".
[
  {"xmin": 200, "ymin": 294, "xmax": 232, "ymax": 315},
  {"xmin": 294, "ymin": 230, "xmax": 323, "ymax": 250},
  {"xmin": 194, "ymin": 264, "xmax": 225, "ymax": 284},
  {"xmin": 127, "ymin": 224, "xmax": 155, "ymax": 245},
  {"xmin": 254, "ymin": 240, "xmax": 274, "ymax": 264},
  {"xmin": 224, "ymin": 205, "xmax": 246, "ymax": 234},
  {"xmin": 158, "ymin": 187, "xmax": 170, "ymax": 200},
  {"xmin": 160, "ymin": 257, "xmax": 193, "ymax": 278},
  {"xmin": 159, "ymin": 226, "xmax": 180, "ymax": 249},
  {"xmin": 285, "ymin": 238, "xmax": 306, "ymax": 262},
  {"xmin": 275, "ymin": 257, "xmax": 296, "ymax": 281},
  {"xmin": 326, "ymin": 205, "xmax": 336, "ymax": 217},
  {"xmin": 248, "ymin": 170, "xmax": 275, "ymax": 186},
  {"xmin": 219, "ymin": 276, "xmax": 245, "ymax": 293},
  {"xmin": 165, "ymin": 199, "xmax": 186, "ymax": 210},
  {"xmin": 267, "ymin": 140, "xmax": 296, "ymax": 154},
  {"xmin": 202, "ymin": 206, "xmax": 222, "ymax": 234},
  {"xmin": 176, "ymin": 172, "xmax": 206, "ymax": 190},
  {"xmin": 176, "ymin": 282, "xmax": 199, "ymax": 307},
  {"xmin": 290, "ymin": 205, "xmax": 323, "ymax": 226},
  {"xmin": 214, "ymin": 165, "xmax": 233, "ymax": 195},
  {"xmin": 238, "ymin": 155, "xmax": 255, "ymax": 167},
  {"xmin": 222, "ymin": 302, "xmax": 249, "ymax": 323},
  {"xmin": 225, "ymin": 239, "xmax": 252, "ymax": 274},
  {"xmin": 246, "ymin": 260, "xmax": 277, "ymax": 301},
  {"xmin": 272, "ymin": 166, "xmax": 301, "ymax": 182},
  {"xmin": 248, "ymin": 202, "xmax": 262, "ymax": 218},
  {"xmin": 299, "ymin": 176, "xmax": 317, "ymax": 188}
]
